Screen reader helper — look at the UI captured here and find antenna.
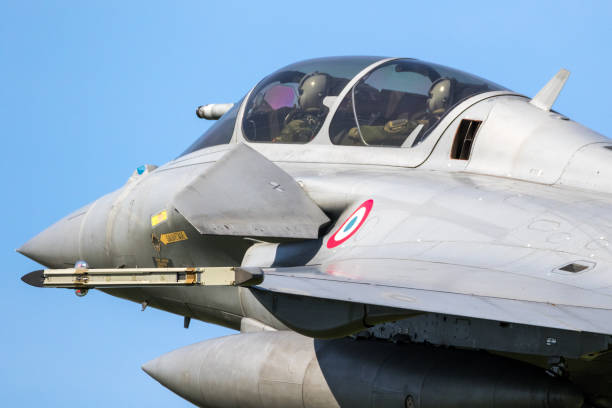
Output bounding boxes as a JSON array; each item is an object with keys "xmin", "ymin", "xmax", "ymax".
[{"xmin": 529, "ymin": 69, "xmax": 570, "ymax": 112}]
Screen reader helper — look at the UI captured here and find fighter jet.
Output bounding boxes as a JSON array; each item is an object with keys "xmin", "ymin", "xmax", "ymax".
[{"xmin": 19, "ymin": 56, "xmax": 612, "ymax": 408}]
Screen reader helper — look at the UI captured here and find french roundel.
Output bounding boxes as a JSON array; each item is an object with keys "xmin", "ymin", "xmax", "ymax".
[{"xmin": 326, "ymin": 199, "xmax": 374, "ymax": 249}]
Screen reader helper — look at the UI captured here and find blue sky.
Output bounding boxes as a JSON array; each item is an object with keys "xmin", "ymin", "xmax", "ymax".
[{"xmin": 2, "ymin": 1, "xmax": 612, "ymax": 406}]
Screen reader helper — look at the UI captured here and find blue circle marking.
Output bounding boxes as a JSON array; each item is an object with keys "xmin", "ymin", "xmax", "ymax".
[{"xmin": 343, "ymin": 217, "xmax": 357, "ymax": 232}]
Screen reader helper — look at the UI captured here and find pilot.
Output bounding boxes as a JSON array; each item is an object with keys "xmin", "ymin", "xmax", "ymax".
[
  {"xmin": 348, "ymin": 77, "xmax": 453, "ymax": 146},
  {"xmin": 273, "ymin": 72, "xmax": 330, "ymax": 143}
]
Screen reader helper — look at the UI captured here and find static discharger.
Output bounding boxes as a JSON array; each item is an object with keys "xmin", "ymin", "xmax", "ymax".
[{"xmin": 21, "ymin": 266, "xmax": 263, "ymax": 289}]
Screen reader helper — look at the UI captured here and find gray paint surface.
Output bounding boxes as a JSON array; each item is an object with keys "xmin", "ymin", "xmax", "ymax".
[
  {"xmin": 173, "ymin": 144, "xmax": 330, "ymax": 239},
  {"xmin": 18, "ymin": 57, "xmax": 612, "ymax": 407},
  {"xmin": 143, "ymin": 331, "xmax": 583, "ymax": 408}
]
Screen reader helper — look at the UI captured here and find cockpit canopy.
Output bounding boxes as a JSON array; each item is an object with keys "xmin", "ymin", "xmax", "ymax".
[
  {"xmin": 330, "ymin": 59, "xmax": 507, "ymax": 147},
  {"xmin": 242, "ymin": 56, "xmax": 381, "ymax": 144},
  {"xmin": 181, "ymin": 57, "xmax": 508, "ymax": 156}
]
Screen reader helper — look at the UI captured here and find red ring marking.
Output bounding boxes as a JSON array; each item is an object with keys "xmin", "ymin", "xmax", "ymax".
[{"xmin": 326, "ymin": 199, "xmax": 374, "ymax": 249}]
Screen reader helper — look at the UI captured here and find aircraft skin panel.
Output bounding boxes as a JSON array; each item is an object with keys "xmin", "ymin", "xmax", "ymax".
[
  {"xmin": 257, "ymin": 263, "xmax": 612, "ymax": 335},
  {"xmin": 242, "ymin": 165, "xmax": 612, "ymax": 336},
  {"xmin": 289, "ymin": 165, "xmax": 612, "ymax": 262}
]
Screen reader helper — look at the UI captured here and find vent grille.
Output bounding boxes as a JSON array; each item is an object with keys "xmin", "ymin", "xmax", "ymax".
[
  {"xmin": 451, "ymin": 119, "xmax": 481, "ymax": 160},
  {"xmin": 557, "ymin": 262, "xmax": 590, "ymax": 273},
  {"xmin": 559, "ymin": 264, "xmax": 589, "ymax": 273}
]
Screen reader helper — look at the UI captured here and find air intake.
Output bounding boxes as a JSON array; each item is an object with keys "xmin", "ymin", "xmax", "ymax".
[{"xmin": 451, "ymin": 119, "xmax": 482, "ymax": 160}]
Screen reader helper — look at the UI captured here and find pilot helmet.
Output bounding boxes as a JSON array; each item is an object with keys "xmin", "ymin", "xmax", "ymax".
[
  {"xmin": 427, "ymin": 78, "xmax": 452, "ymax": 113},
  {"xmin": 298, "ymin": 73, "xmax": 330, "ymax": 110}
]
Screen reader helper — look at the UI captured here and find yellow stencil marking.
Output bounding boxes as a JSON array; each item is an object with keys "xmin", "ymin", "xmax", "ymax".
[
  {"xmin": 160, "ymin": 231, "xmax": 188, "ymax": 245},
  {"xmin": 153, "ymin": 257, "xmax": 171, "ymax": 268},
  {"xmin": 151, "ymin": 210, "xmax": 168, "ymax": 227}
]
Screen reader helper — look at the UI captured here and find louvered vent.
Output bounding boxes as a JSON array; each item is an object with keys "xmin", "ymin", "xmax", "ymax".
[{"xmin": 451, "ymin": 119, "xmax": 482, "ymax": 160}]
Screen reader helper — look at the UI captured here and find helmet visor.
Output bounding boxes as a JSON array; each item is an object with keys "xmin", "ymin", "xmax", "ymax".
[{"xmin": 264, "ymin": 85, "xmax": 296, "ymax": 110}]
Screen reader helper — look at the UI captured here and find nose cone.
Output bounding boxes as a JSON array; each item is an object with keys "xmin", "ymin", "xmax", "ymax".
[
  {"xmin": 142, "ymin": 342, "xmax": 206, "ymax": 405},
  {"xmin": 18, "ymin": 205, "xmax": 89, "ymax": 268}
]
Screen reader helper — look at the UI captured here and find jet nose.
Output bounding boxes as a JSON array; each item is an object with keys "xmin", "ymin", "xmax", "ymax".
[
  {"xmin": 18, "ymin": 205, "xmax": 89, "ymax": 268},
  {"xmin": 141, "ymin": 350, "xmax": 189, "ymax": 391},
  {"xmin": 141, "ymin": 359, "xmax": 157, "ymax": 378},
  {"xmin": 142, "ymin": 343, "xmax": 206, "ymax": 405}
]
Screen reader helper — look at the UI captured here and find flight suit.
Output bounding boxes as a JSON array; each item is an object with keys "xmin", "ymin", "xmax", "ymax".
[
  {"xmin": 347, "ymin": 118, "xmax": 422, "ymax": 146},
  {"xmin": 347, "ymin": 110, "xmax": 444, "ymax": 146},
  {"xmin": 273, "ymin": 108, "xmax": 326, "ymax": 143}
]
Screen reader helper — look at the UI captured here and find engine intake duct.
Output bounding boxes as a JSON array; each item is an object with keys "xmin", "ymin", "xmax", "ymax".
[{"xmin": 142, "ymin": 331, "xmax": 583, "ymax": 408}]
